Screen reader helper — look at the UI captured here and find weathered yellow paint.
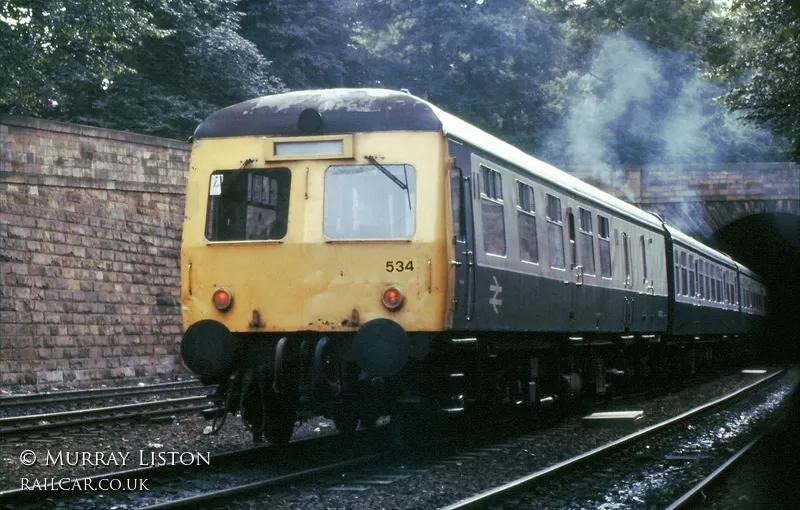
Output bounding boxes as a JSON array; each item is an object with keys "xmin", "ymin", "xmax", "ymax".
[{"xmin": 181, "ymin": 131, "xmax": 451, "ymax": 333}]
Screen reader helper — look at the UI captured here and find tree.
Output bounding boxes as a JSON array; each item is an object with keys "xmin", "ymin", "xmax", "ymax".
[
  {"xmin": 535, "ymin": 0, "xmax": 785, "ymax": 166},
  {"xmin": 0, "ymin": 0, "xmax": 156, "ymax": 116},
  {"xmin": 356, "ymin": 0, "xmax": 564, "ymax": 154},
  {"xmin": 719, "ymin": 0, "xmax": 800, "ymax": 162},
  {"xmin": 59, "ymin": 0, "xmax": 283, "ymax": 139},
  {"xmin": 553, "ymin": 0, "xmax": 735, "ymax": 64},
  {"xmin": 239, "ymin": 0, "xmax": 367, "ymax": 89}
]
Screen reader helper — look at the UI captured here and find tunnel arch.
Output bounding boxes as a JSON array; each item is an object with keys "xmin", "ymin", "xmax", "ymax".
[
  {"xmin": 712, "ymin": 212, "xmax": 800, "ymax": 362},
  {"xmin": 647, "ymin": 199, "xmax": 800, "ymax": 244}
]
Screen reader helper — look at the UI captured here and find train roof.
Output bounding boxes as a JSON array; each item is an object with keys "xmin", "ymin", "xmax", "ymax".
[
  {"xmin": 428, "ymin": 103, "xmax": 665, "ymax": 229},
  {"xmin": 665, "ymin": 225, "xmax": 737, "ymax": 268},
  {"xmin": 196, "ymin": 88, "xmax": 664, "ymax": 230},
  {"xmin": 194, "ymin": 89, "xmax": 443, "ymax": 138},
  {"xmin": 736, "ymin": 262, "xmax": 761, "ymax": 282}
]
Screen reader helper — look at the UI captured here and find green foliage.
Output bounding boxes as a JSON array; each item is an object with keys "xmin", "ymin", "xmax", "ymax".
[
  {"xmin": 58, "ymin": 0, "xmax": 283, "ymax": 139},
  {"xmin": 0, "ymin": 0, "xmax": 156, "ymax": 116},
  {"xmin": 0, "ymin": 0, "xmax": 794, "ymax": 162},
  {"xmin": 559, "ymin": 0, "xmax": 734, "ymax": 60},
  {"xmin": 239, "ymin": 0, "xmax": 366, "ymax": 89},
  {"xmin": 356, "ymin": 0, "xmax": 564, "ymax": 154},
  {"xmin": 720, "ymin": 0, "xmax": 800, "ymax": 162},
  {"xmin": 536, "ymin": 0, "xmax": 785, "ymax": 166}
]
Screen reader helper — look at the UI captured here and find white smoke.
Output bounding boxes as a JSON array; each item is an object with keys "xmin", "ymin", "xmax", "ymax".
[{"xmin": 540, "ymin": 31, "xmax": 783, "ymax": 237}]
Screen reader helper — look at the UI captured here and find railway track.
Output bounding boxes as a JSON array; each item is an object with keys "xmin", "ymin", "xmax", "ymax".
[
  {"xmin": 664, "ymin": 424, "xmax": 775, "ymax": 510},
  {"xmin": 0, "ymin": 379, "xmax": 211, "ymax": 409},
  {"xmin": 1, "ymin": 370, "xmax": 788, "ymax": 509},
  {"xmin": 0, "ymin": 427, "xmax": 391, "ymax": 509},
  {"xmin": 0, "ymin": 395, "xmax": 215, "ymax": 436},
  {"xmin": 130, "ymin": 371, "xmax": 794, "ymax": 510},
  {"xmin": 440, "ymin": 368, "xmax": 790, "ymax": 509}
]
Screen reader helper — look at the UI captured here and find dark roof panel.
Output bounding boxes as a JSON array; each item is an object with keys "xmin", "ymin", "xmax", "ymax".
[{"xmin": 194, "ymin": 89, "xmax": 442, "ymax": 138}]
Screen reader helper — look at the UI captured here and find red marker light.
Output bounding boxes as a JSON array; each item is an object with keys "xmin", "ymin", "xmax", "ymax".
[
  {"xmin": 212, "ymin": 289, "xmax": 233, "ymax": 311},
  {"xmin": 382, "ymin": 286, "xmax": 404, "ymax": 311}
]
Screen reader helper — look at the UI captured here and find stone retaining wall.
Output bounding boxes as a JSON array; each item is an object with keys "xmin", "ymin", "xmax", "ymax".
[{"xmin": 0, "ymin": 116, "xmax": 190, "ymax": 387}]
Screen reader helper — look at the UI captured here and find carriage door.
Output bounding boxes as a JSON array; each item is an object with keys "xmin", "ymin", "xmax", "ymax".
[
  {"xmin": 566, "ymin": 207, "xmax": 579, "ymax": 319},
  {"xmin": 449, "ymin": 150, "xmax": 476, "ymax": 326}
]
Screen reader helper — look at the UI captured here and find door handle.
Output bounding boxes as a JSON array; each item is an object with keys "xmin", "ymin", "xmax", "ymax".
[{"xmin": 450, "ymin": 260, "xmax": 462, "ymax": 267}]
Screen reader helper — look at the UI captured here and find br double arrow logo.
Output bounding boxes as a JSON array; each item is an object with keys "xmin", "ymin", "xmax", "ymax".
[{"xmin": 489, "ymin": 276, "xmax": 503, "ymax": 314}]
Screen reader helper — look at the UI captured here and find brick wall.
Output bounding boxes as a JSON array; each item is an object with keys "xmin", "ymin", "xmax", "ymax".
[
  {"xmin": 567, "ymin": 162, "xmax": 800, "ymax": 204},
  {"xmin": 565, "ymin": 162, "xmax": 800, "ymax": 240},
  {"xmin": 0, "ymin": 116, "xmax": 190, "ymax": 387}
]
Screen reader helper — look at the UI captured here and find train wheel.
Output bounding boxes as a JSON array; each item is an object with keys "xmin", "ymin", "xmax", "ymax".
[{"xmin": 263, "ymin": 400, "xmax": 296, "ymax": 445}]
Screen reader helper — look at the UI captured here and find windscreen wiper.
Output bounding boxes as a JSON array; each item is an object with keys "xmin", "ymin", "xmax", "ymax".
[{"xmin": 365, "ymin": 155, "xmax": 411, "ymax": 210}]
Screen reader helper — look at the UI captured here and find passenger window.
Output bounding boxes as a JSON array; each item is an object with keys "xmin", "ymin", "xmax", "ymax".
[
  {"xmin": 717, "ymin": 268, "xmax": 723, "ymax": 303},
  {"xmin": 482, "ymin": 165, "xmax": 503, "ymax": 200},
  {"xmin": 680, "ymin": 251, "xmax": 688, "ymax": 296},
  {"xmin": 598, "ymin": 216, "xmax": 612, "ymax": 278},
  {"xmin": 480, "ymin": 166, "xmax": 506, "ymax": 256},
  {"xmin": 516, "ymin": 182, "xmax": 538, "ymax": 264},
  {"xmin": 688, "ymin": 255, "xmax": 696, "ymax": 297},
  {"xmin": 722, "ymin": 271, "xmax": 728, "ymax": 304},
  {"xmin": 578, "ymin": 208, "xmax": 595, "ymax": 275},
  {"xmin": 709, "ymin": 264, "xmax": 714, "ymax": 300},
  {"xmin": 546, "ymin": 194, "xmax": 565, "ymax": 269},
  {"xmin": 674, "ymin": 249, "xmax": 680, "ymax": 294},
  {"xmin": 698, "ymin": 260, "xmax": 705, "ymax": 299}
]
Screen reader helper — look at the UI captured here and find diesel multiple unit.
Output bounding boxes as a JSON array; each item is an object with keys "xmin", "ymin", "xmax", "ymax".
[{"xmin": 179, "ymin": 89, "xmax": 766, "ymax": 444}]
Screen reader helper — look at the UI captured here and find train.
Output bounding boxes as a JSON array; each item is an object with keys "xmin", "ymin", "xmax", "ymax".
[{"xmin": 179, "ymin": 89, "xmax": 766, "ymax": 444}]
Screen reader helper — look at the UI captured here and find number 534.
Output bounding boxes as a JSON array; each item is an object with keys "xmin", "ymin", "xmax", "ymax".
[{"xmin": 385, "ymin": 261, "xmax": 414, "ymax": 272}]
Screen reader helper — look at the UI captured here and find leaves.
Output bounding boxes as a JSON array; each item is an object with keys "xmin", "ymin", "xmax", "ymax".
[
  {"xmin": 356, "ymin": 0, "xmax": 564, "ymax": 153},
  {"xmin": 0, "ymin": 0, "xmax": 795, "ymax": 160},
  {"xmin": 720, "ymin": 0, "xmax": 800, "ymax": 161},
  {"xmin": 0, "ymin": 0, "xmax": 156, "ymax": 116},
  {"xmin": 52, "ymin": 0, "xmax": 283, "ymax": 139}
]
